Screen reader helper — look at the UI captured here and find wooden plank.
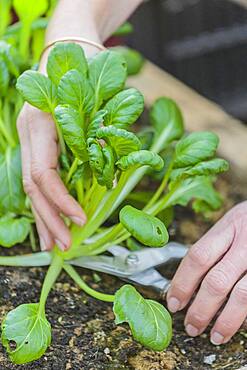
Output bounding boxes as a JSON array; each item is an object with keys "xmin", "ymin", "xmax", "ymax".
[{"xmin": 128, "ymin": 61, "xmax": 247, "ymax": 178}]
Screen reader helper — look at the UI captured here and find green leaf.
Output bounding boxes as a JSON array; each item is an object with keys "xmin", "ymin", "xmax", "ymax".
[
  {"xmin": 13, "ymin": 0, "xmax": 48, "ymax": 24},
  {"xmin": 112, "ymin": 46, "xmax": 144, "ymax": 76},
  {"xmin": 0, "ymin": 215, "xmax": 30, "ymax": 247},
  {"xmin": 16, "ymin": 70, "xmax": 57, "ymax": 112},
  {"xmin": 0, "ymin": 41, "xmax": 20, "ymax": 77},
  {"xmin": 117, "ymin": 150, "xmax": 164, "ymax": 171},
  {"xmin": 120, "ymin": 205, "xmax": 169, "ymax": 247},
  {"xmin": 89, "ymin": 50, "xmax": 127, "ymax": 107},
  {"xmin": 114, "ymin": 285, "xmax": 172, "ymax": 351},
  {"xmin": 97, "ymin": 146, "xmax": 115, "ymax": 189},
  {"xmin": 57, "ymin": 69, "xmax": 94, "ymax": 114},
  {"xmin": 47, "ymin": 43, "xmax": 88, "ymax": 86},
  {"xmin": 96, "ymin": 126, "xmax": 141, "ymax": 157},
  {"xmin": 171, "ymin": 158, "xmax": 229, "ymax": 181},
  {"xmin": 104, "ymin": 88, "xmax": 144, "ymax": 128},
  {"xmin": 150, "ymin": 98, "xmax": 184, "ymax": 152},
  {"xmin": 166, "ymin": 176, "xmax": 222, "ymax": 211},
  {"xmin": 54, "ymin": 105, "xmax": 88, "ymax": 161},
  {"xmin": 87, "ymin": 138, "xmax": 104, "ymax": 176},
  {"xmin": 87, "ymin": 110, "xmax": 107, "ymax": 138},
  {"xmin": 0, "ymin": 146, "xmax": 26, "ymax": 214},
  {"xmin": 174, "ymin": 131, "xmax": 219, "ymax": 168},
  {"xmin": 1, "ymin": 303, "xmax": 51, "ymax": 364},
  {"xmin": 0, "ymin": 57, "xmax": 9, "ymax": 97},
  {"xmin": 113, "ymin": 22, "xmax": 134, "ymax": 37}
]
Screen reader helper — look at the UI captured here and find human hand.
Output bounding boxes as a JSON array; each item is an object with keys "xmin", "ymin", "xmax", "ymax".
[
  {"xmin": 167, "ymin": 201, "xmax": 247, "ymax": 345},
  {"xmin": 17, "ymin": 103, "xmax": 86, "ymax": 251}
]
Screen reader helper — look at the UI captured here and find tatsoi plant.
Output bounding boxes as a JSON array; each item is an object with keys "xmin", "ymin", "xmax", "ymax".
[{"xmin": 0, "ymin": 42, "xmax": 229, "ymax": 364}]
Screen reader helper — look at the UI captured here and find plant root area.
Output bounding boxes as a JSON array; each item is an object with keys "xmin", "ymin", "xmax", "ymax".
[{"xmin": 0, "ymin": 174, "xmax": 246, "ymax": 370}]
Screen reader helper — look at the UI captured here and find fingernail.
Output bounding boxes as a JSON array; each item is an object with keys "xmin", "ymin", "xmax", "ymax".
[
  {"xmin": 55, "ymin": 239, "xmax": 67, "ymax": 251},
  {"xmin": 40, "ymin": 238, "xmax": 46, "ymax": 251},
  {"xmin": 167, "ymin": 297, "xmax": 180, "ymax": 313},
  {"xmin": 186, "ymin": 324, "xmax": 199, "ymax": 337},
  {"xmin": 211, "ymin": 332, "xmax": 224, "ymax": 345},
  {"xmin": 70, "ymin": 216, "xmax": 86, "ymax": 226}
]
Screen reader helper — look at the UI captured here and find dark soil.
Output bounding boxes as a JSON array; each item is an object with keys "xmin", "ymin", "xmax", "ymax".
[{"xmin": 0, "ymin": 174, "xmax": 246, "ymax": 370}]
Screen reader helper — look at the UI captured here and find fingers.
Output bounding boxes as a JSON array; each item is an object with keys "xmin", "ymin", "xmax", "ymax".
[
  {"xmin": 28, "ymin": 108, "xmax": 86, "ymax": 225},
  {"xmin": 17, "ymin": 105, "xmax": 73, "ymax": 251},
  {"xmin": 167, "ymin": 216, "xmax": 235, "ymax": 313},
  {"xmin": 184, "ymin": 236, "xmax": 247, "ymax": 337},
  {"xmin": 211, "ymin": 273, "xmax": 247, "ymax": 345},
  {"xmin": 32, "ymin": 206, "xmax": 54, "ymax": 251}
]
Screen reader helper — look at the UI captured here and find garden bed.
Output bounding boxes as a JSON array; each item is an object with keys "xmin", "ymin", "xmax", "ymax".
[{"xmin": 0, "ymin": 172, "xmax": 246, "ymax": 370}]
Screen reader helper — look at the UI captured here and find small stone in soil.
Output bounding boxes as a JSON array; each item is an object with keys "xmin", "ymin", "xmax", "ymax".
[{"xmin": 204, "ymin": 354, "xmax": 216, "ymax": 365}]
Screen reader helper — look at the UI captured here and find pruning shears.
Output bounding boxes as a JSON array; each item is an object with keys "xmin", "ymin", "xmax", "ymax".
[{"xmin": 68, "ymin": 242, "xmax": 188, "ymax": 298}]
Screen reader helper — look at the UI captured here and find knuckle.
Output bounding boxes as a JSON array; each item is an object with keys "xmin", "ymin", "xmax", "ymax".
[
  {"xmin": 187, "ymin": 312, "xmax": 209, "ymax": 328},
  {"xmin": 31, "ymin": 162, "xmax": 45, "ymax": 185},
  {"xmin": 188, "ymin": 243, "xmax": 211, "ymax": 268},
  {"xmin": 204, "ymin": 269, "xmax": 230, "ymax": 296},
  {"xmin": 170, "ymin": 282, "xmax": 191, "ymax": 301},
  {"xmin": 233, "ymin": 283, "xmax": 247, "ymax": 304}
]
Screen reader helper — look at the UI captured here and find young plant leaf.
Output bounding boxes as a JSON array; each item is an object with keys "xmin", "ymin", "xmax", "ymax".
[
  {"xmin": 89, "ymin": 50, "xmax": 127, "ymax": 107},
  {"xmin": 174, "ymin": 131, "xmax": 219, "ymax": 168},
  {"xmin": 87, "ymin": 110, "xmax": 107, "ymax": 138},
  {"xmin": 97, "ymin": 146, "xmax": 115, "ymax": 189},
  {"xmin": 166, "ymin": 176, "xmax": 222, "ymax": 211},
  {"xmin": 117, "ymin": 150, "xmax": 164, "ymax": 171},
  {"xmin": 104, "ymin": 88, "xmax": 144, "ymax": 128},
  {"xmin": 171, "ymin": 158, "xmax": 229, "ymax": 181},
  {"xmin": 114, "ymin": 285, "xmax": 172, "ymax": 351},
  {"xmin": 87, "ymin": 138, "xmax": 104, "ymax": 176},
  {"xmin": 54, "ymin": 105, "xmax": 88, "ymax": 161},
  {"xmin": 47, "ymin": 42, "xmax": 88, "ymax": 85},
  {"xmin": 120, "ymin": 205, "xmax": 169, "ymax": 247},
  {"xmin": 150, "ymin": 97, "xmax": 184, "ymax": 152},
  {"xmin": 96, "ymin": 126, "xmax": 141, "ymax": 157},
  {"xmin": 57, "ymin": 69, "xmax": 94, "ymax": 114},
  {"xmin": 0, "ymin": 146, "xmax": 26, "ymax": 214},
  {"xmin": 1, "ymin": 303, "xmax": 51, "ymax": 364},
  {"xmin": 16, "ymin": 70, "xmax": 57, "ymax": 112},
  {"xmin": 13, "ymin": 0, "xmax": 48, "ymax": 25},
  {"xmin": 0, "ymin": 215, "xmax": 30, "ymax": 247}
]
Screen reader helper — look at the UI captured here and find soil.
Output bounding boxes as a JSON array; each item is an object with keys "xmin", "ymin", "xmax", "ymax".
[{"xmin": 0, "ymin": 173, "xmax": 246, "ymax": 370}]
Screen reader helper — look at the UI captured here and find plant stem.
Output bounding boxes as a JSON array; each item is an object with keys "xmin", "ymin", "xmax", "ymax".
[
  {"xmin": 144, "ymin": 157, "xmax": 175, "ymax": 211},
  {"xmin": 66, "ymin": 158, "xmax": 79, "ymax": 184},
  {"xmin": 0, "ymin": 252, "xmax": 52, "ymax": 266},
  {"xmin": 51, "ymin": 111, "xmax": 66, "ymax": 155},
  {"xmin": 76, "ymin": 179, "xmax": 84, "ymax": 205},
  {"xmin": 29, "ymin": 225, "xmax": 37, "ymax": 251},
  {"xmin": 64, "ymin": 264, "xmax": 115, "ymax": 302},
  {"xmin": 19, "ymin": 21, "xmax": 31, "ymax": 60},
  {"xmin": 39, "ymin": 252, "xmax": 63, "ymax": 312}
]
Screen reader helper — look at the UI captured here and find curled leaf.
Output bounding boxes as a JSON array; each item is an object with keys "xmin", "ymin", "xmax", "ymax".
[
  {"xmin": 114, "ymin": 285, "xmax": 172, "ymax": 351},
  {"xmin": 1, "ymin": 303, "xmax": 51, "ymax": 364},
  {"xmin": 47, "ymin": 42, "xmax": 88, "ymax": 85},
  {"xmin": 117, "ymin": 150, "xmax": 164, "ymax": 171},
  {"xmin": 97, "ymin": 146, "xmax": 115, "ymax": 189},
  {"xmin": 104, "ymin": 88, "xmax": 144, "ymax": 128},
  {"xmin": 174, "ymin": 131, "xmax": 219, "ymax": 168},
  {"xmin": 87, "ymin": 138, "xmax": 104, "ymax": 176},
  {"xmin": 119, "ymin": 205, "xmax": 169, "ymax": 247},
  {"xmin": 97, "ymin": 125, "xmax": 141, "ymax": 157},
  {"xmin": 171, "ymin": 158, "xmax": 229, "ymax": 181}
]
